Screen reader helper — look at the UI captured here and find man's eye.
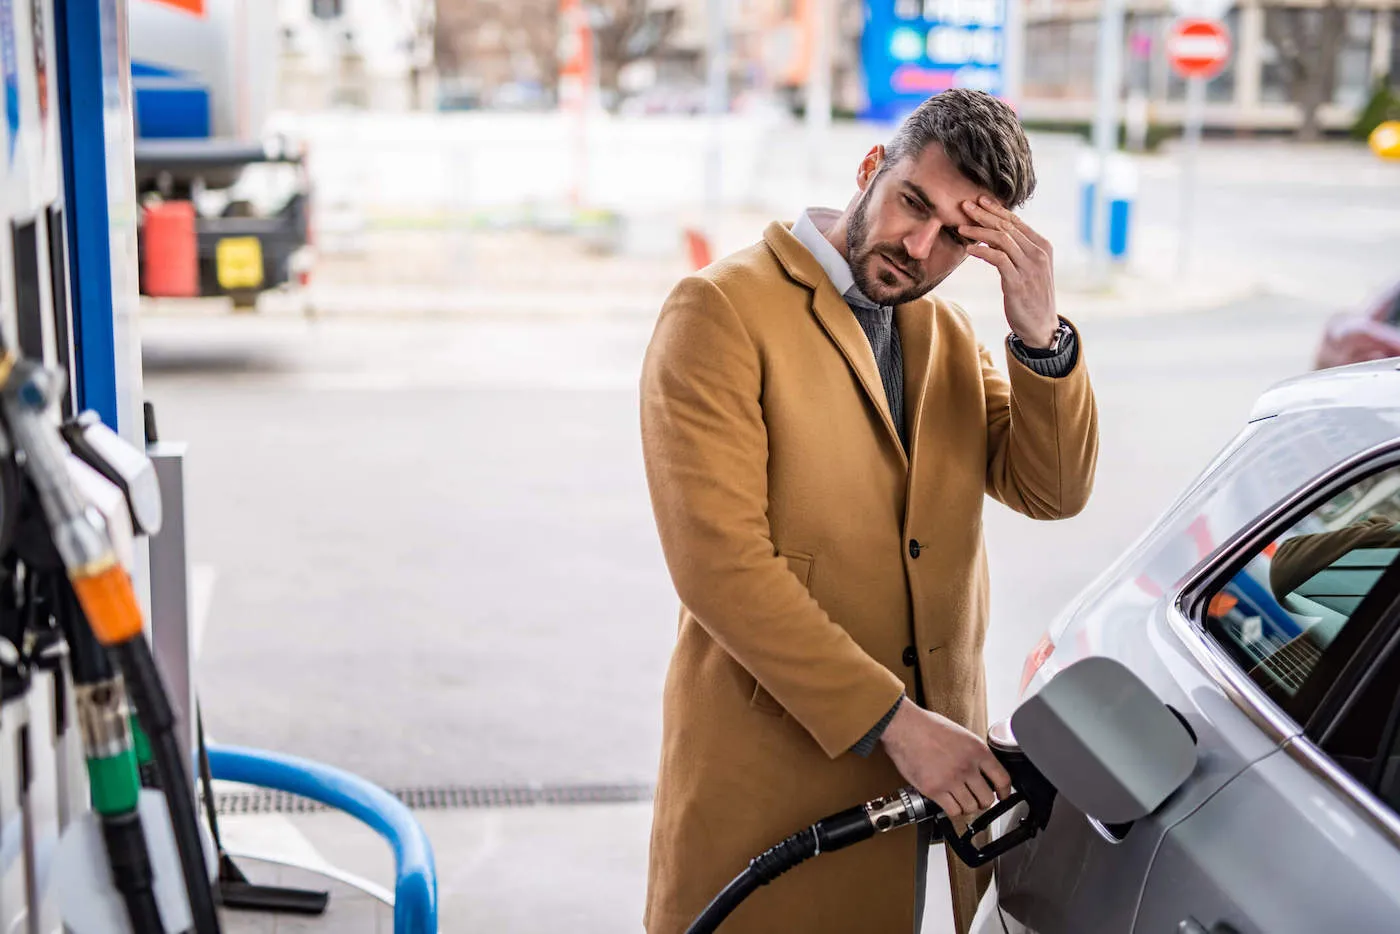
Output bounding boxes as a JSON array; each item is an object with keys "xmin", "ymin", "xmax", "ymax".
[
  {"xmin": 943, "ymin": 228, "xmax": 969, "ymax": 247},
  {"xmin": 902, "ymin": 195, "xmax": 924, "ymax": 213}
]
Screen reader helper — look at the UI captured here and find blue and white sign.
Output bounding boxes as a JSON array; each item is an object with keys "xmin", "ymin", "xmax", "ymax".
[
  {"xmin": 861, "ymin": 0, "xmax": 1006, "ymax": 121},
  {"xmin": 1, "ymin": 0, "xmax": 17, "ymax": 162}
]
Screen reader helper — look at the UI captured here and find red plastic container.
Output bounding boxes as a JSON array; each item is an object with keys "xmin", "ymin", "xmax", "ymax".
[{"xmin": 141, "ymin": 201, "xmax": 199, "ymax": 297}]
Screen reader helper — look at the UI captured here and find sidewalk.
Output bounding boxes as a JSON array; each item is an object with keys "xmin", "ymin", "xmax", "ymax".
[
  {"xmin": 181, "ymin": 122, "xmax": 1400, "ymax": 330},
  {"xmin": 160, "ymin": 211, "xmax": 1260, "ymax": 326}
]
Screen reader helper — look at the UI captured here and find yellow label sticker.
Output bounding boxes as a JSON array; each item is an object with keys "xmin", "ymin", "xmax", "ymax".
[{"xmin": 216, "ymin": 237, "xmax": 265, "ymax": 290}]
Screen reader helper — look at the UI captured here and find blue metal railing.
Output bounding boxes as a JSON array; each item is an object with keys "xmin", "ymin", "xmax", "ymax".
[{"xmin": 207, "ymin": 745, "xmax": 438, "ymax": 934}]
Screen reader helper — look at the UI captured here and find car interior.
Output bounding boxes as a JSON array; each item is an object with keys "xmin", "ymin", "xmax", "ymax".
[{"xmin": 1201, "ymin": 467, "xmax": 1400, "ymax": 805}]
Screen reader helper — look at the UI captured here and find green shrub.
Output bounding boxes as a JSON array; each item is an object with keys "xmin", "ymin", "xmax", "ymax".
[
  {"xmin": 1351, "ymin": 79, "xmax": 1400, "ymax": 141},
  {"xmin": 1019, "ymin": 119, "xmax": 1175, "ymax": 152}
]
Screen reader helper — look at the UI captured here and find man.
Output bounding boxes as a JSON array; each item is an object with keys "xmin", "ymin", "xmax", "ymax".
[{"xmin": 639, "ymin": 89, "xmax": 1099, "ymax": 934}]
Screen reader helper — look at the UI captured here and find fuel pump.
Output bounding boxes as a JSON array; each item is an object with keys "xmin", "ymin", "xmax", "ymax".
[
  {"xmin": 0, "ymin": 0, "xmax": 228, "ymax": 923},
  {"xmin": 0, "ymin": 355, "xmax": 224, "ymax": 934}
]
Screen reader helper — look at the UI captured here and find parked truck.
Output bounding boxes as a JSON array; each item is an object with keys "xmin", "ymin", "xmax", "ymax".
[{"xmin": 129, "ymin": 0, "xmax": 313, "ymax": 308}]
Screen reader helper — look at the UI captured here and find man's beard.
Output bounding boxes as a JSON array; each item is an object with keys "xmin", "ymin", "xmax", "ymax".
[{"xmin": 846, "ymin": 184, "xmax": 932, "ymax": 307}]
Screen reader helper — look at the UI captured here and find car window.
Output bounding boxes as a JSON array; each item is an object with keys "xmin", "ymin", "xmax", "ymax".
[
  {"xmin": 1320, "ymin": 629, "xmax": 1400, "ymax": 794},
  {"xmin": 1375, "ymin": 673, "xmax": 1400, "ymax": 810},
  {"xmin": 1202, "ymin": 465, "xmax": 1400, "ymax": 725}
]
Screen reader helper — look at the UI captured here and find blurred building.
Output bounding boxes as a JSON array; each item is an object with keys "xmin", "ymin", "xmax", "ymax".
[
  {"xmin": 1021, "ymin": 0, "xmax": 1394, "ymax": 132},
  {"xmin": 660, "ymin": 0, "xmax": 870, "ymax": 113},
  {"xmin": 432, "ymin": 0, "xmax": 558, "ymax": 110},
  {"xmin": 278, "ymin": 0, "xmax": 437, "ymax": 111},
  {"xmin": 426, "ymin": 0, "xmax": 872, "ymax": 115},
  {"xmin": 412, "ymin": 0, "xmax": 1394, "ymax": 132}
]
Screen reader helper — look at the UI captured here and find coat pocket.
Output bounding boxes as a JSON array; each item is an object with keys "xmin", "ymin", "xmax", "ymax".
[{"xmin": 749, "ymin": 551, "xmax": 815, "ymax": 717}]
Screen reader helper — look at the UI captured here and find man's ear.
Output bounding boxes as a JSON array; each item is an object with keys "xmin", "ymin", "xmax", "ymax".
[{"xmin": 857, "ymin": 145, "xmax": 886, "ymax": 191}]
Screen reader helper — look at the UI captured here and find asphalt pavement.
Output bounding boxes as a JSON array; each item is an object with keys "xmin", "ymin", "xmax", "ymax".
[{"xmin": 150, "ymin": 290, "xmax": 1332, "ymax": 934}]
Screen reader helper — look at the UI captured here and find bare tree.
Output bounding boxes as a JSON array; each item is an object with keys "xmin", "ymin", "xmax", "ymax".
[
  {"xmin": 399, "ymin": 0, "xmax": 437, "ymax": 109},
  {"xmin": 433, "ymin": 0, "xmax": 679, "ymax": 107},
  {"xmin": 1264, "ymin": 0, "xmax": 1352, "ymax": 141},
  {"xmin": 435, "ymin": 0, "xmax": 560, "ymax": 96},
  {"xmin": 591, "ymin": 0, "xmax": 680, "ymax": 105}
]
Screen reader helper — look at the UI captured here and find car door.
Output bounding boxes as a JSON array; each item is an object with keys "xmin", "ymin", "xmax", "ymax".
[
  {"xmin": 1134, "ymin": 451, "xmax": 1400, "ymax": 933},
  {"xmin": 987, "ymin": 433, "xmax": 1400, "ymax": 934}
]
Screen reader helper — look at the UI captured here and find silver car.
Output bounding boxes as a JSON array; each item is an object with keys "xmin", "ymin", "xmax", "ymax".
[{"xmin": 972, "ymin": 358, "xmax": 1400, "ymax": 934}]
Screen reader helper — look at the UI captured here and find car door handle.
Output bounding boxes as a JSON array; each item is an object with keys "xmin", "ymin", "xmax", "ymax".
[{"xmin": 1179, "ymin": 920, "xmax": 1241, "ymax": 934}]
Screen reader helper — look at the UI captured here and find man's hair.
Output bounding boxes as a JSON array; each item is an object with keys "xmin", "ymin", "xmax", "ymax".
[{"xmin": 884, "ymin": 89, "xmax": 1036, "ymax": 210}]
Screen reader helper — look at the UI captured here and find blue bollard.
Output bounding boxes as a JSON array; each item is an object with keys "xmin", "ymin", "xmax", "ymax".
[
  {"xmin": 208, "ymin": 745, "xmax": 438, "ymax": 934},
  {"xmin": 1077, "ymin": 153, "xmax": 1137, "ymax": 262}
]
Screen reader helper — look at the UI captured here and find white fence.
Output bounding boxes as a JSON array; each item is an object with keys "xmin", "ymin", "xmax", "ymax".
[{"xmin": 271, "ymin": 110, "xmax": 898, "ymax": 232}]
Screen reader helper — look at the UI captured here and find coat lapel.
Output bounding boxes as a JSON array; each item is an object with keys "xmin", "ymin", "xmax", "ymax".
[
  {"xmin": 895, "ymin": 299, "xmax": 935, "ymax": 462},
  {"xmin": 764, "ymin": 221, "xmax": 907, "ymax": 465}
]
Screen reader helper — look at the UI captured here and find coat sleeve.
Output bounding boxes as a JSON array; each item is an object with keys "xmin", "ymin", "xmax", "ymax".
[
  {"xmin": 640, "ymin": 276, "xmax": 907, "ymax": 759},
  {"xmin": 1270, "ymin": 517, "xmax": 1400, "ymax": 601},
  {"xmin": 982, "ymin": 321, "xmax": 1099, "ymax": 520}
]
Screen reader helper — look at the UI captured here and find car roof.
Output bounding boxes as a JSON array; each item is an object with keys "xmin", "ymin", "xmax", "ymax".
[{"xmin": 1250, "ymin": 359, "xmax": 1400, "ymax": 422}]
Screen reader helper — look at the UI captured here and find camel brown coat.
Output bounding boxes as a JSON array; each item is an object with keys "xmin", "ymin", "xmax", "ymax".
[{"xmin": 639, "ymin": 221, "xmax": 1099, "ymax": 934}]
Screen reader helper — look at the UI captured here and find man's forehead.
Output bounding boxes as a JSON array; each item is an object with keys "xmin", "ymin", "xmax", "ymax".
[{"xmin": 892, "ymin": 145, "xmax": 996, "ymax": 206}]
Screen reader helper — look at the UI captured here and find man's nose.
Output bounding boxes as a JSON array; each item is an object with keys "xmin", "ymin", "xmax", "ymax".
[{"xmin": 904, "ymin": 222, "xmax": 940, "ymax": 261}]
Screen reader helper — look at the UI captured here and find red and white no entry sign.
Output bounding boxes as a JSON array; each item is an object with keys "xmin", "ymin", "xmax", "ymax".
[{"xmin": 1167, "ymin": 18, "xmax": 1231, "ymax": 81}]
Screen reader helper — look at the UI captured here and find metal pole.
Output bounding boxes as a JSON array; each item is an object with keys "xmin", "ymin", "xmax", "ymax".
[
  {"xmin": 806, "ymin": 0, "xmax": 833, "ymax": 185},
  {"xmin": 1004, "ymin": 0, "xmax": 1026, "ymax": 107},
  {"xmin": 1090, "ymin": 0, "xmax": 1126, "ymax": 285},
  {"xmin": 148, "ymin": 443, "xmax": 198, "ymax": 777},
  {"xmin": 706, "ymin": 0, "xmax": 729, "ymax": 244},
  {"xmin": 1178, "ymin": 75, "xmax": 1205, "ymax": 275}
]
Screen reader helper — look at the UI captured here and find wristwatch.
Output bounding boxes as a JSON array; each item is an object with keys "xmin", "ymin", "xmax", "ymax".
[{"xmin": 1008, "ymin": 321, "xmax": 1072, "ymax": 358}]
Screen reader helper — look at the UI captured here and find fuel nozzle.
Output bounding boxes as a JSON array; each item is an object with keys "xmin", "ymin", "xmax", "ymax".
[
  {"xmin": 859, "ymin": 719, "xmax": 1058, "ymax": 868},
  {"xmin": 920, "ymin": 719, "xmax": 1057, "ymax": 868},
  {"xmin": 863, "ymin": 786, "xmax": 932, "ymax": 834}
]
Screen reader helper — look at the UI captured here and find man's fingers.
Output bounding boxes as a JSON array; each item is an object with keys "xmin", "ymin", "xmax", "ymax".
[
  {"xmin": 966, "ymin": 775, "xmax": 998, "ymax": 811},
  {"xmin": 982, "ymin": 758, "xmax": 1014, "ymax": 801},
  {"xmin": 933, "ymin": 791, "xmax": 963, "ymax": 819},
  {"xmin": 949, "ymin": 784, "xmax": 979, "ymax": 816},
  {"xmin": 1015, "ymin": 218, "xmax": 1053, "ymax": 254},
  {"xmin": 968, "ymin": 196, "xmax": 1053, "ymax": 254},
  {"xmin": 966, "ymin": 242, "xmax": 1015, "ymax": 276},
  {"xmin": 958, "ymin": 223, "xmax": 1027, "ymax": 265}
]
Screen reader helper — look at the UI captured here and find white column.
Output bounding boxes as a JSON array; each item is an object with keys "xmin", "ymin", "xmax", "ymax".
[
  {"xmin": 706, "ymin": 0, "xmax": 729, "ymax": 234},
  {"xmin": 1090, "ymin": 0, "xmax": 1126, "ymax": 282},
  {"xmin": 806, "ymin": 0, "xmax": 834, "ymax": 183},
  {"xmin": 1005, "ymin": 0, "xmax": 1026, "ymax": 107},
  {"xmin": 1149, "ymin": 14, "xmax": 1169, "ymax": 104},
  {"xmin": 1373, "ymin": 9, "xmax": 1393, "ymax": 84},
  {"xmin": 1236, "ymin": 0, "xmax": 1264, "ymax": 109}
]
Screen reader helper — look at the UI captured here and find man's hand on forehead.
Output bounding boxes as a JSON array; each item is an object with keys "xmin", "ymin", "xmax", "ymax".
[{"xmin": 958, "ymin": 196, "xmax": 1059, "ymax": 349}]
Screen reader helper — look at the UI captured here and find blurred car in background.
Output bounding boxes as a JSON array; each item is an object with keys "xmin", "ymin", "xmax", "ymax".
[
  {"xmin": 1315, "ymin": 281, "xmax": 1400, "ymax": 369},
  {"xmin": 131, "ymin": 0, "xmax": 314, "ymax": 309}
]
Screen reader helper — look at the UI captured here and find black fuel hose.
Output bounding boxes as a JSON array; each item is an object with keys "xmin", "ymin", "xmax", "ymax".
[
  {"xmin": 686, "ymin": 795, "xmax": 926, "ymax": 934},
  {"xmin": 115, "ymin": 637, "xmax": 222, "ymax": 934},
  {"xmin": 686, "ymin": 762, "xmax": 1054, "ymax": 934},
  {"xmin": 100, "ymin": 809, "xmax": 166, "ymax": 933},
  {"xmin": 48, "ymin": 575, "xmax": 168, "ymax": 934}
]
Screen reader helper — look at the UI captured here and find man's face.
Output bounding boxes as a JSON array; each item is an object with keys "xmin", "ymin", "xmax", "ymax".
[{"xmin": 846, "ymin": 143, "xmax": 995, "ymax": 306}]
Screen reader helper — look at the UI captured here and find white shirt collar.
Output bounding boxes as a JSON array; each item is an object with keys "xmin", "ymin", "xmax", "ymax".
[{"xmin": 791, "ymin": 208, "xmax": 885, "ymax": 309}]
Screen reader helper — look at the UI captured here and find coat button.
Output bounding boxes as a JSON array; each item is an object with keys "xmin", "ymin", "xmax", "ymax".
[
  {"xmin": 902, "ymin": 646, "xmax": 917, "ymax": 667},
  {"xmin": 908, "ymin": 539, "xmax": 921, "ymax": 559}
]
